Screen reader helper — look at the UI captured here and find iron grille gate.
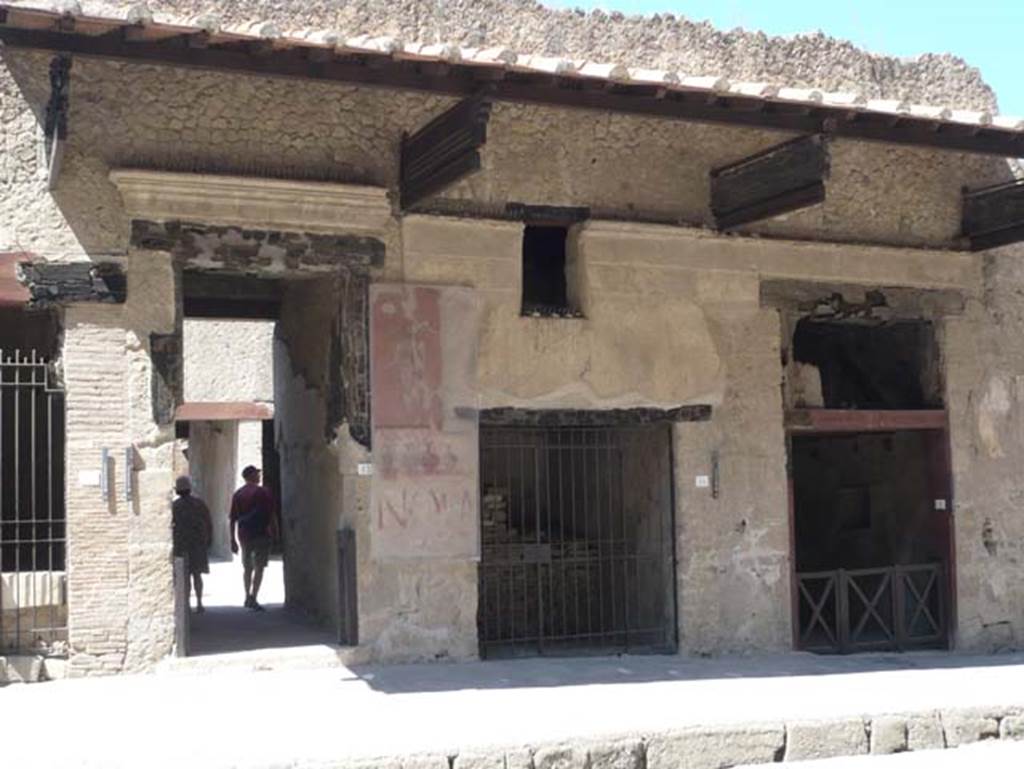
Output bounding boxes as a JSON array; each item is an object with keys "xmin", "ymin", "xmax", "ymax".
[
  {"xmin": 797, "ymin": 564, "xmax": 947, "ymax": 653},
  {"xmin": 0, "ymin": 350, "xmax": 67, "ymax": 654},
  {"xmin": 478, "ymin": 425, "xmax": 676, "ymax": 657}
]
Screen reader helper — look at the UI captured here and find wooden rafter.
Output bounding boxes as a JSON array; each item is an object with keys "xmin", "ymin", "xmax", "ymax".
[
  {"xmin": 400, "ymin": 92, "xmax": 492, "ymax": 209},
  {"xmin": 962, "ymin": 178, "xmax": 1024, "ymax": 251},
  {"xmin": 711, "ymin": 134, "xmax": 830, "ymax": 230}
]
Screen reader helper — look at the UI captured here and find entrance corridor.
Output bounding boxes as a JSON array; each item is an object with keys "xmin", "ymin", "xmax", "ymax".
[{"xmin": 187, "ymin": 557, "xmax": 334, "ymax": 656}]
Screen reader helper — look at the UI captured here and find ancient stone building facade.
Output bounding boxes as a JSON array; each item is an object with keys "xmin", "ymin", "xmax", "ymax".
[{"xmin": 1, "ymin": 0, "xmax": 1023, "ymax": 675}]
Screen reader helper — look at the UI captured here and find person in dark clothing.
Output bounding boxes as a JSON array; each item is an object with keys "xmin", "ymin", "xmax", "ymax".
[
  {"xmin": 171, "ymin": 476, "xmax": 213, "ymax": 613},
  {"xmin": 229, "ymin": 465, "xmax": 277, "ymax": 611}
]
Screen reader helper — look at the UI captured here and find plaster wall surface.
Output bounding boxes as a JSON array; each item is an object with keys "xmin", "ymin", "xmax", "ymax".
[
  {"xmin": 944, "ymin": 244, "xmax": 1024, "ymax": 652},
  {"xmin": 183, "ymin": 319, "xmax": 275, "ymax": 404},
  {"xmin": 273, "ymin": 277, "xmax": 479, "ymax": 663},
  {"xmin": 401, "ymin": 215, "xmax": 993, "ymax": 654}
]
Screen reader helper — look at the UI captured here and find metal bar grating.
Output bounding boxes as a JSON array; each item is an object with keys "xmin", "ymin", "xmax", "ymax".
[
  {"xmin": 478, "ymin": 425, "xmax": 675, "ymax": 657},
  {"xmin": 0, "ymin": 348, "xmax": 67, "ymax": 654}
]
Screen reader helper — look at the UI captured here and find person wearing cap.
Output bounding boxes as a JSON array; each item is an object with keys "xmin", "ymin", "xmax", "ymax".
[
  {"xmin": 229, "ymin": 465, "xmax": 277, "ymax": 611},
  {"xmin": 171, "ymin": 476, "xmax": 213, "ymax": 613}
]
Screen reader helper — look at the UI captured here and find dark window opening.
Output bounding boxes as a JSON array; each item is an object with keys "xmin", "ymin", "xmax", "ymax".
[
  {"xmin": 521, "ymin": 225, "xmax": 577, "ymax": 317},
  {"xmin": 793, "ymin": 319, "xmax": 940, "ymax": 409}
]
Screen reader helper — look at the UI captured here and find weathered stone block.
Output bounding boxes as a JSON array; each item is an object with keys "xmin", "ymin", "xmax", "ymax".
[
  {"xmin": 942, "ymin": 712, "xmax": 999, "ymax": 747},
  {"xmin": 504, "ymin": 747, "xmax": 535, "ymax": 769},
  {"xmin": 1001, "ymin": 716, "xmax": 1024, "ymax": 740},
  {"xmin": 646, "ymin": 724, "xmax": 784, "ymax": 769},
  {"xmin": 452, "ymin": 751, "xmax": 505, "ymax": 769},
  {"xmin": 534, "ymin": 744, "xmax": 585, "ymax": 769},
  {"xmin": 585, "ymin": 739, "xmax": 644, "ymax": 769},
  {"xmin": 784, "ymin": 719, "xmax": 868, "ymax": 762},
  {"xmin": 906, "ymin": 714, "xmax": 945, "ymax": 751},
  {"xmin": 870, "ymin": 716, "xmax": 907, "ymax": 755}
]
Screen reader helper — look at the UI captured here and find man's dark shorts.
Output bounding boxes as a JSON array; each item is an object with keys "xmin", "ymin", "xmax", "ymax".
[{"xmin": 241, "ymin": 536, "xmax": 271, "ymax": 571}]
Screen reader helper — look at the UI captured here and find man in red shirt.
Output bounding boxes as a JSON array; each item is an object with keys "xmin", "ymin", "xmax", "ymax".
[{"xmin": 229, "ymin": 465, "xmax": 277, "ymax": 611}]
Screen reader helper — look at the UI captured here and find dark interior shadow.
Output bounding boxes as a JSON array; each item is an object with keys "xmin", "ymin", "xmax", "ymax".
[
  {"xmin": 188, "ymin": 604, "xmax": 335, "ymax": 656},
  {"xmin": 344, "ymin": 650, "xmax": 1024, "ymax": 694}
]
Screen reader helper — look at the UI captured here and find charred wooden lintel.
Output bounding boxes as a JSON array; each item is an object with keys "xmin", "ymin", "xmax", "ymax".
[
  {"xmin": 962, "ymin": 179, "xmax": 1024, "ymax": 251},
  {"xmin": 131, "ymin": 220, "xmax": 385, "ymax": 271},
  {"xmin": 400, "ymin": 92, "xmax": 492, "ymax": 209},
  {"xmin": 150, "ymin": 332, "xmax": 183, "ymax": 426},
  {"xmin": 478, "ymin": 405, "xmax": 712, "ymax": 427},
  {"xmin": 506, "ymin": 202, "xmax": 590, "ymax": 225},
  {"xmin": 711, "ymin": 134, "xmax": 829, "ymax": 230},
  {"xmin": 20, "ymin": 261, "xmax": 127, "ymax": 305},
  {"xmin": 327, "ymin": 270, "xmax": 371, "ymax": 448}
]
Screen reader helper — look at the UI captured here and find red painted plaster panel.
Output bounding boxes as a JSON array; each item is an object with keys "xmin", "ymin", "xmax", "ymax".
[
  {"xmin": 370, "ymin": 284, "xmax": 481, "ymax": 560},
  {"xmin": 0, "ymin": 253, "xmax": 31, "ymax": 307}
]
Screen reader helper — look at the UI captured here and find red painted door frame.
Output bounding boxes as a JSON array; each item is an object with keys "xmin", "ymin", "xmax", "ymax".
[{"xmin": 784, "ymin": 410, "xmax": 956, "ymax": 651}]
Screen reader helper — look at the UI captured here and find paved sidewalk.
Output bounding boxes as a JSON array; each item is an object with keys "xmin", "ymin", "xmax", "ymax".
[
  {"xmin": 5, "ymin": 651, "xmax": 1024, "ymax": 768},
  {"xmin": 186, "ymin": 558, "xmax": 335, "ymax": 657}
]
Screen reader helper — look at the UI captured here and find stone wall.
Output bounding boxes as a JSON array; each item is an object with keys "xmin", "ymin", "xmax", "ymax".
[
  {"xmin": 2, "ymin": 2, "xmax": 1023, "ymax": 671},
  {"xmin": 945, "ymin": 243, "xmax": 1024, "ymax": 651}
]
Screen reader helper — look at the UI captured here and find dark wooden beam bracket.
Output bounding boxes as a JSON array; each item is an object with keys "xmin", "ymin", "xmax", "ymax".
[
  {"xmin": 19, "ymin": 261, "xmax": 127, "ymax": 305},
  {"xmin": 711, "ymin": 134, "xmax": 830, "ymax": 230},
  {"xmin": 400, "ymin": 91, "xmax": 493, "ymax": 209},
  {"xmin": 962, "ymin": 178, "xmax": 1024, "ymax": 251},
  {"xmin": 43, "ymin": 53, "xmax": 71, "ymax": 191}
]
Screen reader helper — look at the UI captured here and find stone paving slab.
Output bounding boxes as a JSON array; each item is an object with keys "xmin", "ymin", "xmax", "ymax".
[{"xmin": 4, "ymin": 652, "xmax": 1024, "ymax": 768}]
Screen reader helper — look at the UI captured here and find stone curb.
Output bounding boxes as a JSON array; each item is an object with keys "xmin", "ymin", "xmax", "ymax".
[{"xmin": 309, "ymin": 705, "xmax": 1024, "ymax": 769}]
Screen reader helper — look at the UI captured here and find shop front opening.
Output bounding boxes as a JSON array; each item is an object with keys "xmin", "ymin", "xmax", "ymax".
[
  {"xmin": 478, "ymin": 423, "xmax": 676, "ymax": 658},
  {"xmin": 0, "ymin": 307, "xmax": 66, "ymax": 655},
  {"xmin": 786, "ymin": 315, "xmax": 952, "ymax": 654}
]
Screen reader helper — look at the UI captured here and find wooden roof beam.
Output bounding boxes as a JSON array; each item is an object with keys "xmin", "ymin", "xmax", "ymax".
[
  {"xmin": 962, "ymin": 178, "xmax": 1024, "ymax": 251},
  {"xmin": 711, "ymin": 134, "xmax": 830, "ymax": 230},
  {"xmin": 400, "ymin": 91, "xmax": 493, "ymax": 209}
]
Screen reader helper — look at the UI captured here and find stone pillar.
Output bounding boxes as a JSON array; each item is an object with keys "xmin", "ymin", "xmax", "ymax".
[
  {"xmin": 64, "ymin": 250, "xmax": 179, "ymax": 674},
  {"xmin": 946, "ymin": 246, "xmax": 1024, "ymax": 652}
]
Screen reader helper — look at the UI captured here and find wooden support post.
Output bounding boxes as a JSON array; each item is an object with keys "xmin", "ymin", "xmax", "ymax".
[
  {"xmin": 962, "ymin": 179, "xmax": 1024, "ymax": 251},
  {"xmin": 400, "ymin": 92, "xmax": 493, "ymax": 209},
  {"xmin": 710, "ymin": 134, "xmax": 830, "ymax": 230}
]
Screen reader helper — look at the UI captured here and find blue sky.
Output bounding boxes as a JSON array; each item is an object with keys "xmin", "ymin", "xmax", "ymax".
[{"xmin": 545, "ymin": 1, "xmax": 1024, "ymax": 116}]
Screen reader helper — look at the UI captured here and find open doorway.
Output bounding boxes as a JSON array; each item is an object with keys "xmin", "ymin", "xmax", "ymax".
[
  {"xmin": 174, "ymin": 272, "xmax": 334, "ymax": 656},
  {"xmin": 785, "ymin": 315, "xmax": 952, "ymax": 654}
]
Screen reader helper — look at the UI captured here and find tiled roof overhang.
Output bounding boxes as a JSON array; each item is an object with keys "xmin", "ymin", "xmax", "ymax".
[{"xmin": 1, "ymin": 3, "xmax": 1022, "ymax": 158}]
